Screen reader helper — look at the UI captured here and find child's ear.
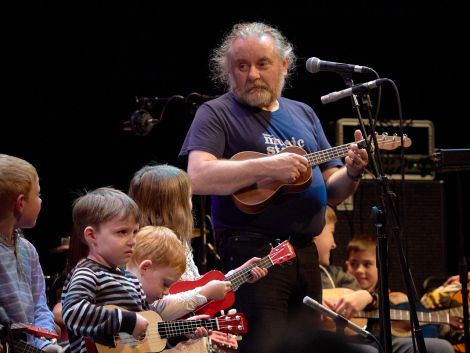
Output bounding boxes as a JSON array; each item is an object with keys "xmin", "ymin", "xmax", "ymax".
[
  {"xmin": 139, "ymin": 260, "xmax": 153, "ymax": 275},
  {"xmin": 14, "ymin": 194, "xmax": 26, "ymax": 214},
  {"xmin": 84, "ymin": 226, "xmax": 96, "ymax": 246}
]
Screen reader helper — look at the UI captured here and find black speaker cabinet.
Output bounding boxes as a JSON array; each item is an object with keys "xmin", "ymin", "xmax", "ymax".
[{"xmin": 332, "ymin": 179, "xmax": 446, "ymax": 295}]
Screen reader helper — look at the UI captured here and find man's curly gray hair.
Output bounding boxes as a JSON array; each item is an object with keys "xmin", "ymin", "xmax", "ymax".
[{"xmin": 209, "ymin": 22, "xmax": 296, "ymax": 90}]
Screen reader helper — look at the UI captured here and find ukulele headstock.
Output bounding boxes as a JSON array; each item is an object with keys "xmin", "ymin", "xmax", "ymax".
[
  {"xmin": 217, "ymin": 313, "xmax": 248, "ymax": 334},
  {"xmin": 268, "ymin": 240, "xmax": 296, "ymax": 265}
]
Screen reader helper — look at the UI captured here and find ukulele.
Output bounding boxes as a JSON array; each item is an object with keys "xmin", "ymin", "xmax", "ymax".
[
  {"xmin": 232, "ymin": 134, "xmax": 412, "ymax": 214},
  {"xmin": 323, "ymin": 288, "xmax": 464, "ymax": 336},
  {"xmin": 11, "ymin": 322, "xmax": 59, "ymax": 340},
  {"xmin": 90, "ymin": 305, "xmax": 247, "ymax": 353},
  {"xmin": 4, "ymin": 340, "xmax": 45, "ymax": 353},
  {"xmin": 431, "ymin": 285, "xmax": 469, "ymax": 353},
  {"xmin": 2, "ymin": 323, "xmax": 59, "ymax": 353},
  {"xmin": 209, "ymin": 331, "xmax": 239, "ymax": 353},
  {"xmin": 169, "ymin": 240, "xmax": 296, "ymax": 317}
]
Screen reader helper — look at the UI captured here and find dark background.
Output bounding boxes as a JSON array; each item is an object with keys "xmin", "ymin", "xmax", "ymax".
[{"xmin": 2, "ymin": 2, "xmax": 468, "ymax": 291}]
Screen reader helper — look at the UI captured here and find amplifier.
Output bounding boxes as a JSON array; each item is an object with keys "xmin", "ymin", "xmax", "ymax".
[
  {"xmin": 433, "ymin": 148, "xmax": 470, "ymax": 172},
  {"xmin": 335, "ymin": 118, "xmax": 435, "ymax": 179}
]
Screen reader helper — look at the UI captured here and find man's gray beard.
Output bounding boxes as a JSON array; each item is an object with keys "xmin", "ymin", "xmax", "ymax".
[
  {"xmin": 231, "ymin": 77, "xmax": 285, "ymax": 109},
  {"xmin": 238, "ymin": 89, "xmax": 274, "ymax": 108}
]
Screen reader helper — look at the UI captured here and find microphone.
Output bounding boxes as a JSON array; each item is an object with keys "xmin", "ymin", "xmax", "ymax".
[
  {"xmin": 122, "ymin": 95, "xmax": 185, "ymax": 136},
  {"xmin": 303, "ymin": 296, "xmax": 372, "ymax": 338},
  {"xmin": 306, "ymin": 57, "xmax": 374, "ymax": 75},
  {"xmin": 123, "ymin": 93, "xmax": 218, "ymax": 135},
  {"xmin": 123, "ymin": 109, "xmax": 160, "ymax": 136},
  {"xmin": 320, "ymin": 78, "xmax": 387, "ymax": 104}
]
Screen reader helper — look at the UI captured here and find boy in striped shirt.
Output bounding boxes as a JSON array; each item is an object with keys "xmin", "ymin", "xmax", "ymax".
[{"xmin": 61, "ymin": 187, "xmax": 208, "ymax": 353}]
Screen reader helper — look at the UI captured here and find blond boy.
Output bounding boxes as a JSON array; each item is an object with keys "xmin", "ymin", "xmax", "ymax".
[{"xmin": 0, "ymin": 154, "xmax": 63, "ymax": 352}]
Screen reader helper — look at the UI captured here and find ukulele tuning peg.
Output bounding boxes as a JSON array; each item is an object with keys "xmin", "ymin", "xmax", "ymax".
[{"xmin": 269, "ymin": 239, "xmax": 281, "ymax": 248}]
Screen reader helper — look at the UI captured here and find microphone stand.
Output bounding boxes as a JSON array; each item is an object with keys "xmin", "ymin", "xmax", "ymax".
[
  {"xmin": 196, "ymin": 195, "xmax": 221, "ymax": 272},
  {"xmin": 198, "ymin": 195, "xmax": 209, "ymax": 274},
  {"xmin": 456, "ymin": 173, "xmax": 470, "ymax": 353},
  {"xmin": 340, "ymin": 74, "xmax": 393, "ymax": 353},
  {"xmin": 353, "ymin": 88, "xmax": 428, "ymax": 353}
]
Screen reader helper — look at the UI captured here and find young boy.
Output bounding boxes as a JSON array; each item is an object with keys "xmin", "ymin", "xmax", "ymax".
[
  {"xmin": 344, "ymin": 235, "xmax": 454, "ymax": 353},
  {"xmin": 127, "ymin": 225, "xmax": 245, "ymax": 353},
  {"xmin": 314, "ymin": 207, "xmax": 377, "ymax": 342},
  {"xmin": 0, "ymin": 154, "xmax": 63, "ymax": 352},
  {"xmin": 61, "ymin": 187, "xmax": 208, "ymax": 353},
  {"xmin": 127, "ymin": 225, "xmax": 191, "ymax": 312}
]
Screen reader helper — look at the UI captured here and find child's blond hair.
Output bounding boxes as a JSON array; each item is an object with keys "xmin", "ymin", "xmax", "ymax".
[
  {"xmin": 0, "ymin": 154, "xmax": 38, "ymax": 220},
  {"xmin": 128, "ymin": 225, "xmax": 186, "ymax": 275},
  {"xmin": 128, "ymin": 164, "xmax": 194, "ymax": 246}
]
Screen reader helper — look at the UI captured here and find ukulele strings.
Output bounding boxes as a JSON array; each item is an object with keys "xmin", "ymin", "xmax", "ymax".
[{"xmin": 114, "ymin": 317, "xmax": 243, "ymax": 344}]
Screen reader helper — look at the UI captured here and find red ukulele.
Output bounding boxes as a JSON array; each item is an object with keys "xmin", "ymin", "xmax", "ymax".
[
  {"xmin": 169, "ymin": 240, "xmax": 296, "ymax": 317},
  {"xmin": 11, "ymin": 322, "xmax": 59, "ymax": 340},
  {"xmin": 209, "ymin": 330, "xmax": 239, "ymax": 353},
  {"xmin": 2, "ymin": 323, "xmax": 60, "ymax": 353}
]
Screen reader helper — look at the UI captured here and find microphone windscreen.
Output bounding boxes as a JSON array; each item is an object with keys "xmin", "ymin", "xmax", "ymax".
[{"xmin": 305, "ymin": 57, "xmax": 321, "ymax": 73}]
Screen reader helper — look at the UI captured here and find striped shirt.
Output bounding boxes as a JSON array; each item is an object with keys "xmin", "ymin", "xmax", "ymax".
[{"xmin": 61, "ymin": 258, "xmax": 149, "ymax": 353}]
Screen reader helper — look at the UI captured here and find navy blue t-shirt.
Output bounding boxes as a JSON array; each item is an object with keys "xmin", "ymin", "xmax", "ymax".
[{"xmin": 180, "ymin": 92, "xmax": 342, "ymax": 238}]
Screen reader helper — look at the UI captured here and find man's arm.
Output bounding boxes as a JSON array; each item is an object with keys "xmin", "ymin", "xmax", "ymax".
[
  {"xmin": 324, "ymin": 166, "xmax": 360, "ymax": 206},
  {"xmin": 187, "ymin": 150, "xmax": 308, "ymax": 195},
  {"xmin": 324, "ymin": 130, "xmax": 368, "ymax": 206}
]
